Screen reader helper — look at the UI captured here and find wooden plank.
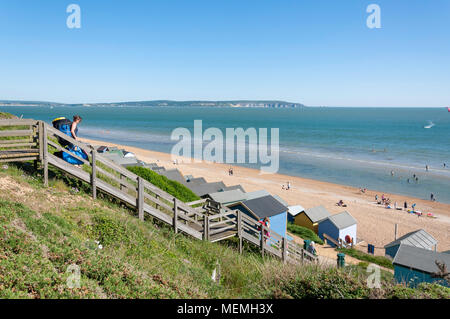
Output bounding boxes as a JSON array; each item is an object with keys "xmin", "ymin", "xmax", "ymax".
[
  {"xmin": 0, "ymin": 119, "xmax": 38, "ymax": 126},
  {"xmin": 0, "ymin": 139, "xmax": 32, "ymax": 144},
  {"xmin": 186, "ymin": 198, "xmax": 207, "ymax": 206},
  {"xmin": 0, "ymin": 156, "xmax": 38, "ymax": 163},
  {"xmin": 96, "ymin": 165, "xmax": 137, "ymax": 191},
  {"xmin": 0, "ymin": 130, "xmax": 33, "ymax": 137},
  {"xmin": 209, "ymin": 230, "xmax": 236, "ymax": 243},
  {"xmin": 0, "ymin": 142, "xmax": 37, "ymax": 148},
  {"xmin": 0, "ymin": 151, "xmax": 39, "ymax": 158},
  {"xmin": 143, "ymin": 192, "xmax": 173, "ymax": 212},
  {"xmin": 209, "ymin": 224, "xmax": 236, "ymax": 236}
]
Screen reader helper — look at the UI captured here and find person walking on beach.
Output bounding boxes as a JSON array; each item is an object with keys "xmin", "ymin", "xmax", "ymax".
[
  {"xmin": 287, "ymin": 181, "xmax": 291, "ymax": 190},
  {"xmin": 431, "ymin": 193, "xmax": 435, "ymax": 201},
  {"xmin": 404, "ymin": 201, "xmax": 408, "ymax": 210},
  {"xmin": 426, "ymin": 165, "xmax": 429, "ymax": 171}
]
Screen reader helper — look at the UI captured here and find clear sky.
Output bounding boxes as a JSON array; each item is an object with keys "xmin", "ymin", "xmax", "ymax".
[{"xmin": 0, "ymin": 0, "xmax": 449, "ymax": 106}]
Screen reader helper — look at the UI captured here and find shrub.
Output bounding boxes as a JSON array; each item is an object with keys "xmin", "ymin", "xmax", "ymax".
[
  {"xmin": 287, "ymin": 223, "xmax": 324, "ymax": 245},
  {"xmin": 127, "ymin": 166, "xmax": 200, "ymax": 203},
  {"xmin": 337, "ymin": 247, "xmax": 394, "ymax": 269}
]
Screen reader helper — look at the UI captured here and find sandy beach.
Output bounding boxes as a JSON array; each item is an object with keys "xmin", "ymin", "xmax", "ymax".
[{"xmin": 81, "ymin": 137, "xmax": 450, "ymax": 254}]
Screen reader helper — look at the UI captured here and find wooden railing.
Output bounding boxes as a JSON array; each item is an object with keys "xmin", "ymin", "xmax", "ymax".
[
  {"xmin": 0, "ymin": 119, "xmax": 40, "ymax": 163},
  {"xmin": 0, "ymin": 119, "xmax": 318, "ymax": 264}
]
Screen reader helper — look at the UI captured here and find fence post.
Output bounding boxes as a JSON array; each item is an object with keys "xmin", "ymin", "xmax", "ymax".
[
  {"xmin": 42, "ymin": 122, "xmax": 48, "ymax": 187},
  {"xmin": 38, "ymin": 121, "xmax": 44, "ymax": 162},
  {"xmin": 282, "ymin": 237, "xmax": 287, "ymax": 263},
  {"xmin": 237, "ymin": 210, "xmax": 242, "ymax": 254},
  {"xmin": 173, "ymin": 198, "xmax": 178, "ymax": 234},
  {"xmin": 260, "ymin": 224, "xmax": 265, "ymax": 258},
  {"xmin": 91, "ymin": 149, "xmax": 97, "ymax": 199},
  {"xmin": 203, "ymin": 216, "xmax": 209, "ymax": 241},
  {"xmin": 155, "ymin": 194, "xmax": 160, "ymax": 210},
  {"xmin": 137, "ymin": 177, "xmax": 144, "ymax": 221},
  {"xmin": 120, "ymin": 174, "xmax": 126, "ymax": 192}
]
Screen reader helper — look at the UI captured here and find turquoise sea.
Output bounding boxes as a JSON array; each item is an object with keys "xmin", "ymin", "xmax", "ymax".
[{"xmin": 2, "ymin": 106, "xmax": 450, "ymax": 203}]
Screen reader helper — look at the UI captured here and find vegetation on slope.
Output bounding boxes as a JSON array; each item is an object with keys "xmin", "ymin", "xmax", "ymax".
[
  {"xmin": 337, "ymin": 248, "xmax": 394, "ymax": 270},
  {"xmin": 0, "ymin": 112, "xmax": 18, "ymax": 119},
  {"xmin": 287, "ymin": 223, "xmax": 324, "ymax": 245},
  {"xmin": 0, "ymin": 164, "xmax": 449, "ymax": 299},
  {"xmin": 127, "ymin": 166, "xmax": 200, "ymax": 203}
]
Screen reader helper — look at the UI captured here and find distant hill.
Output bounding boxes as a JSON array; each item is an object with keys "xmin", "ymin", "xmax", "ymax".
[{"xmin": 0, "ymin": 100, "xmax": 305, "ymax": 108}]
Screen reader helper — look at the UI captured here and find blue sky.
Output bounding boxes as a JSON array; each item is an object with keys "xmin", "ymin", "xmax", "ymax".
[{"xmin": 0, "ymin": 0, "xmax": 449, "ymax": 106}]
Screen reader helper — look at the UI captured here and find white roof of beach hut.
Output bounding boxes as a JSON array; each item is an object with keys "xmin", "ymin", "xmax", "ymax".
[{"xmin": 288, "ymin": 205, "xmax": 305, "ymax": 217}]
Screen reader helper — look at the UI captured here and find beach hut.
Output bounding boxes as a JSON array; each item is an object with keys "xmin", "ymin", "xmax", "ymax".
[
  {"xmin": 245, "ymin": 190, "xmax": 288, "ymax": 207},
  {"xmin": 384, "ymin": 229, "xmax": 438, "ymax": 259},
  {"xmin": 101, "ymin": 153, "xmax": 139, "ymax": 167},
  {"xmin": 294, "ymin": 205, "xmax": 331, "ymax": 233},
  {"xmin": 287, "ymin": 205, "xmax": 305, "ymax": 223},
  {"xmin": 159, "ymin": 169, "xmax": 186, "ymax": 184},
  {"xmin": 186, "ymin": 181, "xmax": 228, "ymax": 197},
  {"xmin": 230, "ymin": 195, "xmax": 288, "ymax": 238},
  {"xmin": 123, "ymin": 151, "xmax": 136, "ymax": 158},
  {"xmin": 97, "ymin": 146, "xmax": 109, "ymax": 153},
  {"xmin": 207, "ymin": 189, "xmax": 247, "ymax": 206},
  {"xmin": 318, "ymin": 211, "xmax": 357, "ymax": 247},
  {"xmin": 393, "ymin": 245, "xmax": 450, "ymax": 288}
]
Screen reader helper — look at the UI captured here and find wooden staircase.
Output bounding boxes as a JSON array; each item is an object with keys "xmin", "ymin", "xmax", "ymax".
[{"xmin": 0, "ymin": 119, "xmax": 318, "ymax": 265}]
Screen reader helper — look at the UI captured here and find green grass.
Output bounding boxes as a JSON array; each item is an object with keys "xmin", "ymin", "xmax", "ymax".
[
  {"xmin": 127, "ymin": 166, "xmax": 200, "ymax": 203},
  {"xmin": 0, "ymin": 164, "xmax": 449, "ymax": 299},
  {"xmin": 287, "ymin": 223, "xmax": 324, "ymax": 245},
  {"xmin": 0, "ymin": 112, "xmax": 18, "ymax": 119},
  {"xmin": 337, "ymin": 247, "xmax": 394, "ymax": 270}
]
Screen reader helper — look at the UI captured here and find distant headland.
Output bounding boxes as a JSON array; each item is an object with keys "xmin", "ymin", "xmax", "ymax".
[{"xmin": 0, "ymin": 100, "xmax": 305, "ymax": 108}]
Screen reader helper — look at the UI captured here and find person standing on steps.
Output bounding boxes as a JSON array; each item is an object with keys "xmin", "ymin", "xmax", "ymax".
[{"xmin": 70, "ymin": 115, "xmax": 82, "ymax": 141}]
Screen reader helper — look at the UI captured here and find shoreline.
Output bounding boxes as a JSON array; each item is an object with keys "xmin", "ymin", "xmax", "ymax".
[{"xmin": 80, "ymin": 136, "xmax": 450, "ymax": 253}]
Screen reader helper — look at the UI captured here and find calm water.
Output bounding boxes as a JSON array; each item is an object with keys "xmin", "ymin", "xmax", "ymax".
[{"xmin": 3, "ymin": 106, "xmax": 450, "ymax": 203}]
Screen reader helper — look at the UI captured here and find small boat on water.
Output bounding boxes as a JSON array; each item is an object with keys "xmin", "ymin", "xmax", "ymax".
[{"xmin": 424, "ymin": 121, "xmax": 435, "ymax": 129}]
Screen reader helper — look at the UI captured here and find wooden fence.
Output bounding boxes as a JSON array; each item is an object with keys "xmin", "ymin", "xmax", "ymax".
[{"xmin": 0, "ymin": 119, "xmax": 318, "ymax": 264}]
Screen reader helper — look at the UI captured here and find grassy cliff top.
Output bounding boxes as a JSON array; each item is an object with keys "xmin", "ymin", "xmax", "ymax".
[
  {"xmin": 0, "ymin": 164, "xmax": 448, "ymax": 299},
  {"xmin": 0, "ymin": 112, "xmax": 18, "ymax": 119}
]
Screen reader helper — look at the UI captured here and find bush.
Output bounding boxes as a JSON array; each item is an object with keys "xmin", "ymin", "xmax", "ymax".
[
  {"xmin": 126, "ymin": 166, "xmax": 200, "ymax": 203},
  {"xmin": 287, "ymin": 223, "xmax": 324, "ymax": 245}
]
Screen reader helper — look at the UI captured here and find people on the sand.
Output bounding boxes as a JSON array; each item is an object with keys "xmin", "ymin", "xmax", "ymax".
[
  {"xmin": 426, "ymin": 165, "xmax": 429, "ymax": 171},
  {"xmin": 337, "ymin": 200, "xmax": 347, "ymax": 207},
  {"xmin": 404, "ymin": 201, "xmax": 408, "ymax": 210},
  {"xmin": 287, "ymin": 181, "xmax": 291, "ymax": 190},
  {"xmin": 431, "ymin": 193, "xmax": 435, "ymax": 202}
]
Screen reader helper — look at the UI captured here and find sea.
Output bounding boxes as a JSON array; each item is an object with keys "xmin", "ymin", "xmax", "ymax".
[{"xmin": 2, "ymin": 105, "xmax": 450, "ymax": 204}]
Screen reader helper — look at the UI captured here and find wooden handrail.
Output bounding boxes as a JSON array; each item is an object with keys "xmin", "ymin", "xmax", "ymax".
[{"xmin": 1, "ymin": 119, "xmax": 318, "ymax": 265}]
